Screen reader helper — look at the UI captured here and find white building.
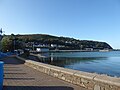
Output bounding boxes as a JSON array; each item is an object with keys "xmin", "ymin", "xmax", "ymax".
[
  {"xmin": 51, "ymin": 44, "xmax": 57, "ymax": 47},
  {"xmin": 85, "ymin": 48, "xmax": 93, "ymax": 51},
  {"xmin": 36, "ymin": 48, "xmax": 49, "ymax": 52}
]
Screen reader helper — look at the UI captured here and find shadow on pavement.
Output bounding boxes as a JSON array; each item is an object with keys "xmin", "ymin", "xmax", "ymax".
[
  {"xmin": 4, "ymin": 77, "xmax": 35, "ymax": 80},
  {"xmin": 4, "ymin": 72, "xmax": 26, "ymax": 74},
  {"xmin": 3, "ymin": 86, "xmax": 74, "ymax": 90},
  {"xmin": 0, "ymin": 56, "xmax": 25, "ymax": 65}
]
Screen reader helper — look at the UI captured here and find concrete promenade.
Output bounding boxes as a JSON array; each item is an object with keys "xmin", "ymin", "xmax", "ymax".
[{"xmin": 2, "ymin": 56, "xmax": 88, "ymax": 90}]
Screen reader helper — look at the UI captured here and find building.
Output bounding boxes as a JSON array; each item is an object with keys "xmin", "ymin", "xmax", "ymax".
[
  {"xmin": 36, "ymin": 47, "xmax": 49, "ymax": 52},
  {"xmin": 51, "ymin": 44, "xmax": 57, "ymax": 47},
  {"xmin": 85, "ymin": 48, "xmax": 93, "ymax": 51}
]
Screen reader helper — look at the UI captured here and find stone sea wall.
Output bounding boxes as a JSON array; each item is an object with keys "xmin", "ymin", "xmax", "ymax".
[{"xmin": 16, "ymin": 56, "xmax": 120, "ymax": 90}]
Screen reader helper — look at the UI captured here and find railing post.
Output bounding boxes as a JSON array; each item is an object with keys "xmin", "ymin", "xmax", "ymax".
[{"xmin": 0, "ymin": 62, "xmax": 4, "ymax": 90}]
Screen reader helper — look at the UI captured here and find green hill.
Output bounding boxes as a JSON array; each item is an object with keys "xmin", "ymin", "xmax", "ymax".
[{"xmin": 14, "ymin": 34, "xmax": 113, "ymax": 50}]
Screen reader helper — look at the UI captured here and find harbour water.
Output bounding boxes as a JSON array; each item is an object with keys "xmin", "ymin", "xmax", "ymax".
[{"xmin": 36, "ymin": 51, "xmax": 120, "ymax": 77}]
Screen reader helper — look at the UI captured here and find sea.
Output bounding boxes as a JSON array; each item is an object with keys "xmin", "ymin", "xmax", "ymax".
[{"xmin": 34, "ymin": 51, "xmax": 120, "ymax": 77}]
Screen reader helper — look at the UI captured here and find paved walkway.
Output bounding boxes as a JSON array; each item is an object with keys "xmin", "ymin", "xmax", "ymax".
[{"xmin": 2, "ymin": 56, "xmax": 89, "ymax": 90}]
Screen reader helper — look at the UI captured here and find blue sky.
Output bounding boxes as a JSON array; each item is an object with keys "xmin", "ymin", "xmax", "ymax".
[{"xmin": 0, "ymin": 0, "xmax": 120, "ymax": 49}]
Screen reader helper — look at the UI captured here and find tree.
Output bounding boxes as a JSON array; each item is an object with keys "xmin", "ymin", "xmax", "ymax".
[
  {"xmin": 1, "ymin": 36, "xmax": 13, "ymax": 52},
  {"xmin": 1, "ymin": 35, "xmax": 26, "ymax": 52}
]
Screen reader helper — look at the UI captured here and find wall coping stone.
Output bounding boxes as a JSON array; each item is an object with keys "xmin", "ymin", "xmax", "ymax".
[{"xmin": 94, "ymin": 74, "xmax": 120, "ymax": 86}]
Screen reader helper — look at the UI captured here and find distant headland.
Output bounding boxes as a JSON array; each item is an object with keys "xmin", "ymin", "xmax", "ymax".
[{"xmin": 2, "ymin": 34, "xmax": 112, "ymax": 52}]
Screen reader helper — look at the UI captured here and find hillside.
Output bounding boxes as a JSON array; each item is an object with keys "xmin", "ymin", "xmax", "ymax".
[{"xmin": 14, "ymin": 34, "xmax": 113, "ymax": 50}]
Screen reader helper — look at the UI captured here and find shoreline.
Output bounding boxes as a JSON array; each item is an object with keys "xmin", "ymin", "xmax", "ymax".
[{"xmin": 31, "ymin": 49, "xmax": 115, "ymax": 53}]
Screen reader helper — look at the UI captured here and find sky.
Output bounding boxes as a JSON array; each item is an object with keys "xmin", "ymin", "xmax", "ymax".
[{"xmin": 0, "ymin": 0, "xmax": 120, "ymax": 49}]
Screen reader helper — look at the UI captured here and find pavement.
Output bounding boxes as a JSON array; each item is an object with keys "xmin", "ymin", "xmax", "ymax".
[{"xmin": 2, "ymin": 56, "xmax": 89, "ymax": 90}]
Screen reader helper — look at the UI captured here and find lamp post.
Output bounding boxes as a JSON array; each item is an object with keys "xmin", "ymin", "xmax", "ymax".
[
  {"xmin": 33, "ymin": 42, "xmax": 34, "ymax": 51},
  {"xmin": 14, "ymin": 38, "xmax": 15, "ymax": 52},
  {"xmin": 11, "ymin": 34, "xmax": 16, "ymax": 52}
]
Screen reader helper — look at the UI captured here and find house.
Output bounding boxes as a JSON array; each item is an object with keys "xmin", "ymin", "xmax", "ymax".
[
  {"xmin": 51, "ymin": 44, "xmax": 57, "ymax": 47},
  {"xmin": 36, "ymin": 47, "xmax": 49, "ymax": 52},
  {"xmin": 85, "ymin": 48, "xmax": 93, "ymax": 51}
]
